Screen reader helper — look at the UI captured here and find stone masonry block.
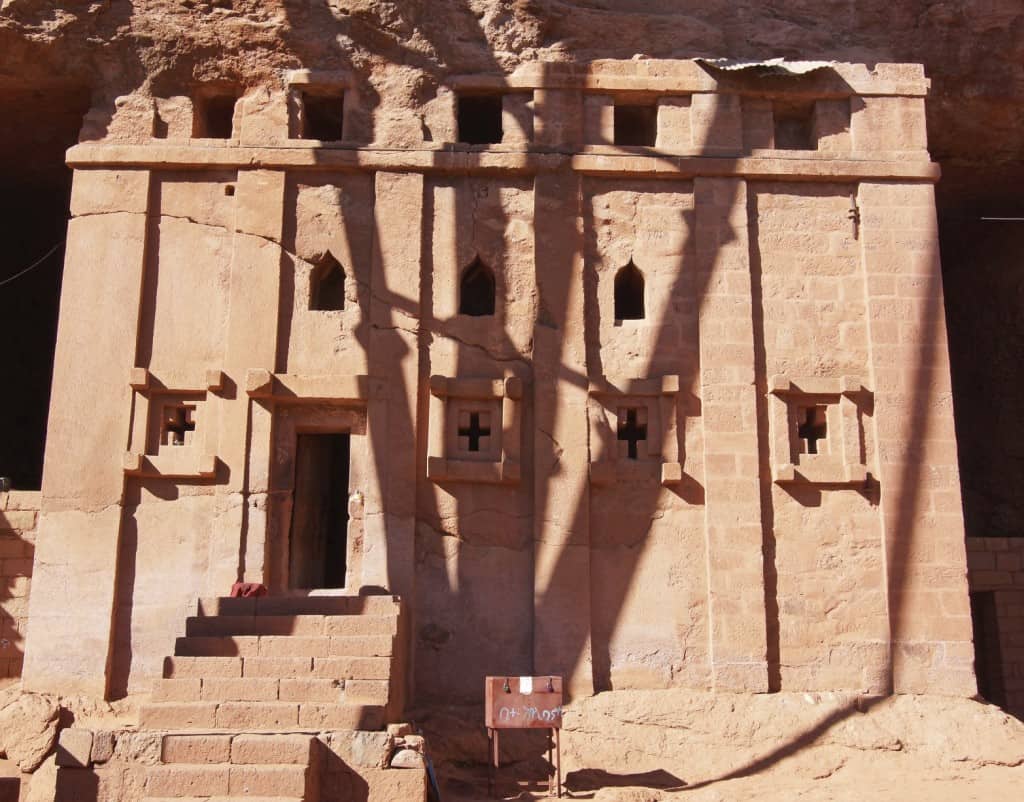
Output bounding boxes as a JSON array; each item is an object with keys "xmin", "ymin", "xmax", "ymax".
[
  {"xmin": 231, "ymin": 734, "xmax": 313, "ymax": 765},
  {"xmin": 258, "ymin": 635, "xmax": 330, "ymax": 658},
  {"xmin": 139, "ymin": 703, "xmax": 218, "ymax": 729},
  {"xmin": 56, "ymin": 728, "xmax": 93, "ymax": 768},
  {"xmin": 163, "ymin": 656, "xmax": 243, "ymax": 678},
  {"xmin": 228, "ymin": 764, "xmax": 308, "ymax": 797},
  {"xmin": 145, "ymin": 765, "xmax": 229, "ymax": 798},
  {"xmin": 151, "ymin": 678, "xmax": 202, "ymax": 702},
  {"xmin": 215, "ymin": 702, "xmax": 299, "ymax": 730},
  {"xmin": 161, "ymin": 734, "xmax": 232, "ymax": 765},
  {"xmin": 311, "ymin": 656, "xmax": 391, "ymax": 680},
  {"xmin": 242, "ymin": 657, "xmax": 314, "ymax": 678},
  {"xmin": 298, "ymin": 703, "xmax": 384, "ymax": 730},
  {"xmin": 91, "ymin": 731, "xmax": 116, "ymax": 764},
  {"xmin": 322, "ymin": 615, "xmax": 398, "ymax": 637},
  {"xmin": 328, "ymin": 635, "xmax": 393, "ymax": 657},
  {"xmin": 201, "ymin": 677, "xmax": 280, "ymax": 702},
  {"xmin": 279, "ymin": 677, "xmax": 344, "ymax": 703}
]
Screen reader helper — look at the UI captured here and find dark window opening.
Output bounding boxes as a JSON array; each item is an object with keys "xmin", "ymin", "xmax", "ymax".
[
  {"xmin": 458, "ymin": 411, "xmax": 492, "ymax": 453},
  {"xmin": 194, "ymin": 92, "xmax": 239, "ymax": 139},
  {"xmin": 457, "ymin": 95, "xmax": 503, "ymax": 145},
  {"xmin": 617, "ymin": 407, "xmax": 648, "ymax": 460},
  {"xmin": 309, "ymin": 252, "xmax": 346, "ymax": 311},
  {"xmin": 774, "ymin": 100, "xmax": 816, "ymax": 150},
  {"xmin": 300, "ymin": 91, "xmax": 345, "ymax": 141},
  {"xmin": 797, "ymin": 406, "xmax": 828, "ymax": 454},
  {"xmin": 162, "ymin": 404, "xmax": 196, "ymax": 447},
  {"xmin": 970, "ymin": 591, "xmax": 1006, "ymax": 708},
  {"xmin": 614, "ymin": 261, "xmax": 645, "ymax": 320},
  {"xmin": 153, "ymin": 108, "xmax": 169, "ymax": 139},
  {"xmin": 289, "ymin": 433, "xmax": 350, "ymax": 589},
  {"xmin": 614, "ymin": 104, "xmax": 657, "ymax": 147},
  {"xmin": 459, "ymin": 258, "xmax": 496, "ymax": 316}
]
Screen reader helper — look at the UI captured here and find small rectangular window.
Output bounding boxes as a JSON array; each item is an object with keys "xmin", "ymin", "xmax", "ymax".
[
  {"xmin": 457, "ymin": 94, "xmax": 503, "ymax": 145},
  {"xmin": 614, "ymin": 103, "xmax": 657, "ymax": 147},
  {"xmin": 300, "ymin": 91, "xmax": 345, "ymax": 141},
  {"xmin": 194, "ymin": 91, "xmax": 239, "ymax": 139},
  {"xmin": 773, "ymin": 100, "xmax": 816, "ymax": 150}
]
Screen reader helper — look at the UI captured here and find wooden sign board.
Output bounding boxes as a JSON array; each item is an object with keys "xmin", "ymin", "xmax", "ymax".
[{"xmin": 484, "ymin": 675, "xmax": 564, "ymax": 729}]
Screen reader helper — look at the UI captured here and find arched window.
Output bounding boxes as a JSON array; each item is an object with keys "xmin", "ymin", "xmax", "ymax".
[
  {"xmin": 614, "ymin": 260, "xmax": 645, "ymax": 320},
  {"xmin": 459, "ymin": 257, "xmax": 496, "ymax": 317},
  {"xmin": 309, "ymin": 252, "xmax": 346, "ymax": 311}
]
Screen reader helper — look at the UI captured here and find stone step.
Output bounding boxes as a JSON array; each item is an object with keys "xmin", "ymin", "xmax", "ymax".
[
  {"xmin": 163, "ymin": 655, "xmax": 391, "ymax": 681},
  {"xmin": 197, "ymin": 595, "xmax": 400, "ymax": 618},
  {"xmin": 139, "ymin": 701, "xmax": 386, "ymax": 731},
  {"xmin": 144, "ymin": 797, "xmax": 301, "ymax": 802},
  {"xmin": 153, "ymin": 676, "xmax": 390, "ymax": 706},
  {"xmin": 145, "ymin": 763, "xmax": 310, "ymax": 798},
  {"xmin": 160, "ymin": 733, "xmax": 314, "ymax": 765},
  {"xmin": 173, "ymin": 634, "xmax": 394, "ymax": 659},
  {"xmin": 185, "ymin": 613, "xmax": 399, "ymax": 638}
]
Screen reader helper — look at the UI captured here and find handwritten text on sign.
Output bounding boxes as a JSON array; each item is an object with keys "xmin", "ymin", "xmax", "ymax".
[{"xmin": 485, "ymin": 676, "xmax": 564, "ymax": 730}]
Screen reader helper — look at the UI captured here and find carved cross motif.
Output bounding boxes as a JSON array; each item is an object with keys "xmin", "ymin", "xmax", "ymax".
[
  {"xmin": 163, "ymin": 404, "xmax": 196, "ymax": 447},
  {"xmin": 617, "ymin": 407, "xmax": 647, "ymax": 460},
  {"xmin": 798, "ymin": 406, "xmax": 828, "ymax": 454},
  {"xmin": 458, "ymin": 411, "xmax": 491, "ymax": 453}
]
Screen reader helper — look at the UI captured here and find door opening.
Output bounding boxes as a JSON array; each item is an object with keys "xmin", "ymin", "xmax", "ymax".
[
  {"xmin": 289, "ymin": 433, "xmax": 350, "ymax": 588},
  {"xmin": 970, "ymin": 590, "xmax": 1006, "ymax": 708}
]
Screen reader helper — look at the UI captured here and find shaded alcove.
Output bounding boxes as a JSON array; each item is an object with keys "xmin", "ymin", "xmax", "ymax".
[
  {"xmin": 459, "ymin": 257, "xmax": 496, "ymax": 316},
  {"xmin": 614, "ymin": 260, "xmax": 645, "ymax": 320},
  {"xmin": 0, "ymin": 83, "xmax": 91, "ymax": 490},
  {"xmin": 309, "ymin": 251, "xmax": 346, "ymax": 311}
]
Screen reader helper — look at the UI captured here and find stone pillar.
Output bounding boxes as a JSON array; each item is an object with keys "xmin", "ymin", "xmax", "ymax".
[
  {"xmin": 859, "ymin": 180, "xmax": 976, "ymax": 695},
  {"xmin": 224, "ymin": 170, "xmax": 284, "ymax": 588},
  {"xmin": 695, "ymin": 177, "xmax": 769, "ymax": 692},
  {"xmin": 22, "ymin": 169, "xmax": 151, "ymax": 697},
  {"xmin": 532, "ymin": 171, "xmax": 594, "ymax": 697},
  {"xmin": 364, "ymin": 171, "xmax": 422, "ymax": 601}
]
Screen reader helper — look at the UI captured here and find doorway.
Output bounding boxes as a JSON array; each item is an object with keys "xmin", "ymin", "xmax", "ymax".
[{"xmin": 289, "ymin": 433, "xmax": 350, "ymax": 588}]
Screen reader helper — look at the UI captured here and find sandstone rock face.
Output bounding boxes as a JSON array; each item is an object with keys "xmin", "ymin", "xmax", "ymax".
[
  {"xmin": 0, "ymin": 690, "xmax": 58, "ymax": 772},
  {"xmin": 0, "ymin": 1, "xmax": 1021, "ymax": 168}
]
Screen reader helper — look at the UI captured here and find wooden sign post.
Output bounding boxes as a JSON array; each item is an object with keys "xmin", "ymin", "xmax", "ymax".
[{"xmin": 484, "ymin": 676, "xmax": 564, "ymax": 798}]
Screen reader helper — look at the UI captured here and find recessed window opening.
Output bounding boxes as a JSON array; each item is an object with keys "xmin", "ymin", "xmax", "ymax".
[
  {"xmin": 195, "ymin": 91, "xmax": 240, "ymax": 139},
  {"xmin": 301, "ymin": 91, "xmax": 345, "ymax": 141},
  {"xmin": 614, "ymin": 103, "xmax": 657, "ymax": 147},
  {"xmin": 162, "ymin": 403, "xmax": 196, "ymax": 447},
  {"xmin": 617, "ymin": 407, "xmax": 648, "ymax": 460},
  {"xmin": 797, "ymin": 405, "xmax": 828, "ymax": 454},
  {"xmin": 309, "ymin": 252, "xmax": 346, "ymax": 311},
  {"xmin": 153, "ymin": 108, "xmax": 170, "ymax": 139},
  {"xmin": 459, "ymin": 257, "xmax": 496, "ymax": 316},
  {"xmin": 614, "ymin": 260, "xmax": 645, "ymax": 320},
  {"xmin": 773, "ymin": 100, "xmax": 816, "ymax": 150},
  {"xmin": 458, "ymin": 411, "xmax": 491, "ymax": 453},
  {"xmin": 457, "ymin": 94, "xmax": 503, "ymax": 145}
]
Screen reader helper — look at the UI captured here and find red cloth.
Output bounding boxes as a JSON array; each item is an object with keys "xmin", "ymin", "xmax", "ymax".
[{"xmin": 230, "ymin": 582, "xmax": 268, "ymax": 598}]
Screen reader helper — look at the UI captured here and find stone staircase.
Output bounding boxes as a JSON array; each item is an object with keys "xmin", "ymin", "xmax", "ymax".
[
  {"xmin": 140, "ymin": 594, "xmax": 403, "ymax": 734},
  {"xmin": 128, "ymin": 594, "xmax": 415, "ymax": 802}
]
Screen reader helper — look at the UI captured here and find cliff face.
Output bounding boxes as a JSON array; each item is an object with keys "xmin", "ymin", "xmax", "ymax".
[{"xmin": 1, "ymin": 0, "xmax": 1022, "ymax": 166}]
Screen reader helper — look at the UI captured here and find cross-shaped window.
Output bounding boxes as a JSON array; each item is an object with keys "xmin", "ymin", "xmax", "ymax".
[
  {"xmin": 457, "ymin": 411, "xmax": 491, "ymax": 453},
  {"xmin": 163, "ymin": 404, "xmax": 196, "ymax": 447},
  {"xmin": 797, "ymin": 406, "xmax": 828, "ymax": 454},
  {"xmin": 617, "ymin": 407, "xmax": 647, "ymax": 460}
]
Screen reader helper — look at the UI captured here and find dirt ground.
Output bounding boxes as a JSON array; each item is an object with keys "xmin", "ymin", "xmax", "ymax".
[{"xmin": 423, "ymin": 691, "xmax": 1024, "ymax": 802}]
